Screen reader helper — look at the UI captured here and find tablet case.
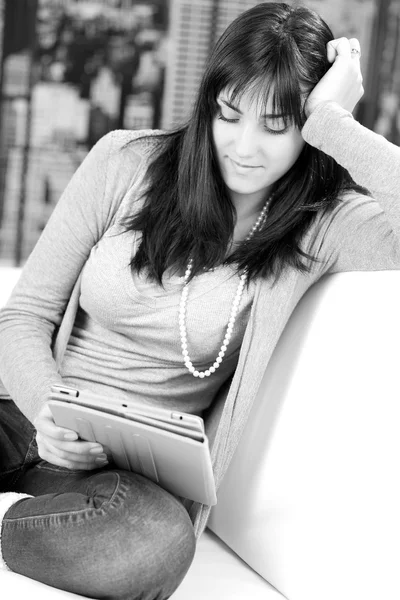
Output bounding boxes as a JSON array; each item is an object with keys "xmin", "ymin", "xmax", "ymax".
[
  {"xmin": 50, "ymin": 385, "xmax": 205, "ymax": 436},
  {"xmin": 49, "ymin": 400, "xmax": 217, "ymax": 506}
]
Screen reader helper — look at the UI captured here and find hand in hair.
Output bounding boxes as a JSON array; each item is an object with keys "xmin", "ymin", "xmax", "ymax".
[{"xmin": 304, "ymin": 37, "xmax": 364, "ymax": 117}]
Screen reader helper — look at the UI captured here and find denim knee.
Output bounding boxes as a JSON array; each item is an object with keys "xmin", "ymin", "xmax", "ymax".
[{"xmin": 3, "ymin": 469, "xmax": 196, "ymax": 600}]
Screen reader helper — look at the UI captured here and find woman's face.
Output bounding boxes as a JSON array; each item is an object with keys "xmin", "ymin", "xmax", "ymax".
[{"xmin": 212, "ymin": 87, "xmax": 305, "ymax": 209}]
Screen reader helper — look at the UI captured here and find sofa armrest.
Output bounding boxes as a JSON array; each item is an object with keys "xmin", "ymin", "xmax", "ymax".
[{"xmin": 209, "ymin": 271, "xmax": 400, "ymax": 600}]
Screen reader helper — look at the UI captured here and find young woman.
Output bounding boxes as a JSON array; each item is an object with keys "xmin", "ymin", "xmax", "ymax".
[{"xmin": 0, "ymin": 3, "xmax": 399, "ymax": 599}]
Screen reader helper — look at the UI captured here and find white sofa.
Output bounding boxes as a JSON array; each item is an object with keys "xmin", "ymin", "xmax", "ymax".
[{"xmin": 1, "ymin": 266, "xmax": 400, "ymax": 600}]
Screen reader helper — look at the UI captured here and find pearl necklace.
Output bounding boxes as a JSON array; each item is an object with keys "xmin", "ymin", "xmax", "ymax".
[{"xmin": 179, "ymin": 197, "xmax": 271, "ymax": 378}]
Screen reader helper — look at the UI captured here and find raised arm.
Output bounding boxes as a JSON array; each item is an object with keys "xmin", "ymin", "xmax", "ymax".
[{"xmin": 302, "ymin": 37, "xmax": 400, "ymax": 238}]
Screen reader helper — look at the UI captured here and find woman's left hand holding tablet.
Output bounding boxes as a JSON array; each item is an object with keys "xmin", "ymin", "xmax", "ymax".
[
  {"xmin": 34, "ymin": 403, "xmax": 109, "ymax": 470},
  {"xmin": 305, "ymin": 37, "xmax": 364, "ymax": 117}
]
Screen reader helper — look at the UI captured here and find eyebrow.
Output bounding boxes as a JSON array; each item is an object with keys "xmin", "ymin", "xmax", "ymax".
[{"xmin": 218, "ymin": 97, "xmax": 285, "ymax": 119}]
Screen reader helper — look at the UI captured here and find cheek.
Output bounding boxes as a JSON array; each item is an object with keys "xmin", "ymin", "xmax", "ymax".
[
  {"xmin": 289, "ymin": 130, "xmax": 305, "ymax": 157},
  {"xmin": 272, "ymin": 134, "xmax": 305, "ymax": 171},
  {"xmin": 211, "ymin": 120, "xmax": 220, "ymax": 147},
  {"xmin": 212, "ymin": 120, "xmax": 231, "ymax": 153}
]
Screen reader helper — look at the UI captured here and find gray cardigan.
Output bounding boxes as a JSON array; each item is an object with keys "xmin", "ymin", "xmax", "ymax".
[{"xmin": 0, "ymin": 101, "xmax": 399, "ymax": 538}]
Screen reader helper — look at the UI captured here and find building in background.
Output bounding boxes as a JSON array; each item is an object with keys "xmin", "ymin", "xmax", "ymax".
[
  {"xmin": 161, "ymin": 0, "xmax": 258, "ymax": 129},
  {"xmin": 364, "ymin": 0, "xmax": 400, "ymax": 144},
  {"xmin": 0, "ymin": 0, "xmax": 168, "ymax": 265}
]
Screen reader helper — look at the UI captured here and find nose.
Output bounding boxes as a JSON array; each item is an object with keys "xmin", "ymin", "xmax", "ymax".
[{"xmin": 234, "ymin": 123, "xmax": 257, "ymax": 159}]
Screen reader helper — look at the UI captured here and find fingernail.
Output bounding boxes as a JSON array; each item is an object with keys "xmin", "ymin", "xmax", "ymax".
[
  {"xmin": 64, "ymin": 432, "xmax": 78, "ymax": 440},
  {"xmin": 95, "ymin": 455, "xmax": 108, "ymax": 463},
  {"xmin": 89, "ymin": 446, "xmax": 104, "ymax": 455}
]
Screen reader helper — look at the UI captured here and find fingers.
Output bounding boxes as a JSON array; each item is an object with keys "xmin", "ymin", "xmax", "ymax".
[
  {"xmin": 35, "ymin": 402, "xmax": 107, "ymax": 471},
  {"xmin": 36, "ymin": 430, "xmax": 104, "ymax": 456},
  {"xmin": 34, "ymin": 402, "xmax": 78, "ymax": 442},
  {"xmin": 327, "ymin": 37, "xmax": 361, "ymax": 62},
  {"xmin": 305, "ymin": 36, "xmax": 364, "ymax": 116},
  {"xmin": 36, "ymin": 432, "xmax": 108, "ymax": 470},
  {"xmin": 327, "ymin": 37, "xmax": 351, "ymax": 62}
]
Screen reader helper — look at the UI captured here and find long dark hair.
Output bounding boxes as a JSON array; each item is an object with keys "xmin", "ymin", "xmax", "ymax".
[{"xmin": 123, "ymin": 2, "xmax": 368, "ymax": 285}]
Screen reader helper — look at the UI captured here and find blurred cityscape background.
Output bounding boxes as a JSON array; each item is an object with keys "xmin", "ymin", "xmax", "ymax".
[{"xmin": 0, "ymin": 0, "xmax": 398, "ymax": 266}]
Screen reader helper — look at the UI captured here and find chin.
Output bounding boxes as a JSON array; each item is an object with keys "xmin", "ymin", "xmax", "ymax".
[{"xmin": 227, "ymin": 183, "xmax": 261, "ymax": 197}]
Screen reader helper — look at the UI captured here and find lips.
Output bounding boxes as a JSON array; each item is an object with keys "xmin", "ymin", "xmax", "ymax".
[
  {"xmin": 230, "ymin": 158, "xmax": 258, "ymax": 169},
  {"xmin": 228, "ymin": 157, "xmax": 262, "ymax": 175}
]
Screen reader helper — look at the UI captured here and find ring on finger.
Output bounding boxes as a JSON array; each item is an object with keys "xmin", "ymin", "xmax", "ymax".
[{"xmin": 351, "ymin": 48, "xmax": 361, "ymax": 57}]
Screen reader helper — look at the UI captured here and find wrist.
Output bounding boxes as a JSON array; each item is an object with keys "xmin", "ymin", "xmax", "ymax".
[
  {"xmin": 304, "ymin": 97, "xmax": 322, "ymax": 119},
  {"xmin": 303, "ymin": 100, "xmax": 344, "ymax": 125}
]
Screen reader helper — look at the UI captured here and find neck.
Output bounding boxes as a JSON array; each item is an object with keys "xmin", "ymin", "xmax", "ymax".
[
  {"xmin": 232, "ymin": 192, "xmax": 272, "ymax": 246},
  {"xmin": 231, "ymin": 189, "xmax": 273, "ymax": 222}
]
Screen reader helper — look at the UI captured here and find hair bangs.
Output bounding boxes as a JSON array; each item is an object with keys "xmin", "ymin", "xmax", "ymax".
[
  {"xmin": 265, "ymin": 58, "xmax": 306, "ymax": 129},
  {"xmin": 210, "ymin": 50, "xmax": 306, "ymax": 129}
]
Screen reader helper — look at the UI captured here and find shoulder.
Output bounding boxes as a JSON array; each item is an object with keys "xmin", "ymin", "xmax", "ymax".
[
  {"xmin": 97, "ymin": 130, "xmax": 169, "ymax": 222},
  {"xmin": 323, "ymin": 190, "xmax": 384, "ymax": 226},
  {"xmin": 305, "ymin": 190, "xmax": 384, "ymax": 250},
  {"xmin": 107, "ymin": 128, "xmax": 169, "ymax": 161},
  {"xmin": 91, "ymin": 129, "xmax": 168, "ymax": 195},
  {"xmin": 308, "ymin": 189, "xmax": 396, "ymax": 262}
]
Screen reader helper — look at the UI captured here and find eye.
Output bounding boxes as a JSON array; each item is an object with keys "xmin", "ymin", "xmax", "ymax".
[
  {"xmin": 217, "ymin": 108, "xmax": 239, "ymax": 123},
  {"xmin": 263, "ymin": 124, "xmax": 288, "ymax": 135},
  {"xmin": 263, "ymin": 116, "xmax": 289, "ymax": 135}
]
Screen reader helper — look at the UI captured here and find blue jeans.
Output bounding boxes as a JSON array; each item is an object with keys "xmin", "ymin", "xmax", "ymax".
[{"xmin": 0, "ymin": 400, "xmax": 196, "ymax": 599}]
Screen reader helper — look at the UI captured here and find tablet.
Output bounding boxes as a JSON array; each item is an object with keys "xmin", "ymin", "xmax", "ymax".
[
  {"xmin": 50, "ymin": 385, "xmax": 205, "ymax": 434},
  {"xmin": 48, "ymin": 395, "xmax": 217, "ymax": 506}
]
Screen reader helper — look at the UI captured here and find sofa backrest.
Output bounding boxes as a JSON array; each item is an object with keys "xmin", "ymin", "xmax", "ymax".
[
  {"xmin": 3, "ymin": 267, "xmax": 400, "ymax": 600},
  {"xmin": 208, "ymin": 270, "xmax": 400, "ymax": 600},
  {"xmin": 0, "ymin": 267, "xmax": 22, "ymax": 307}
]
